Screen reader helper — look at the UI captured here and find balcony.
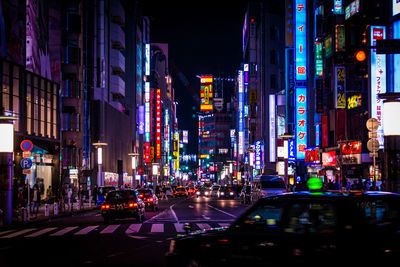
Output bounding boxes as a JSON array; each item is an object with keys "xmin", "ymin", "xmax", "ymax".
[
  {"xmin": 110, "ymin": 23, "xmax": 125, "ymax": 50},
  {"xmin": 110, "ymin": 74, "xmax": 125, "ymax": 98},
  {"xmin": 110, "ymin": 0, "xmax": 125, "ymax": 25},
  {"xmin": 110, "ymin": 49, "xmax": 125, "ymax": 75}
]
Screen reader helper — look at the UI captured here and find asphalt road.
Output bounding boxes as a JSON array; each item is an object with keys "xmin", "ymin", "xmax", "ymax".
[{"xmin": 0, "ymin": 195, "xmax": 250, "ymax": 267}]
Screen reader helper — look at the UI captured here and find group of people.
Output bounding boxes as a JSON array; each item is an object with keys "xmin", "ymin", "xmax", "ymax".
[{"xmin": 15, "ymin": 184, "xmax": 54, "ymax": 218}]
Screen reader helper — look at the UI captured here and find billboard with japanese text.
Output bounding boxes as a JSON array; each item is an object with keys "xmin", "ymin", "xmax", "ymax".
[{"xmin": 295, "ymin": 87, "xmax": 307, "ymax": 159}]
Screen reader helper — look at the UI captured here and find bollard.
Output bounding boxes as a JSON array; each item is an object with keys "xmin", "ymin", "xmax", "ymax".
[
  {"xmin": 45, "ymin": 204, "xmax": 50, "ymax": 217},
  {"xmin": 23, "ymin": 207, "xmax": 27, "ymax": 222},
  {"xmin": 76, "ymin": 199, "xmax": 81, "ymax": 211},
  {"xmin": 68, "ymin": 198, "xmax": 71, "ymax": 212},
  {"xmin": 89, "ymin": 191, "xmax": 92, "ymax": 208},
  {"xmin": 54, "ymin": 202, "xmax": 58, "ymax": 215}
]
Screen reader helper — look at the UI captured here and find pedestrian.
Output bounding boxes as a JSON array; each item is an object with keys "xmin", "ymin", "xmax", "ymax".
[
  {"xmin": 46, "ymin": 185, "xmax": 53, "ymax": 204},
  {"xmin": 31, "ymin": 184, "xmax": 41, "ymax": 218}
]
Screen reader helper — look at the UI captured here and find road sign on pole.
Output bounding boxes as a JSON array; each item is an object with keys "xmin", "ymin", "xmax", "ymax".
[
  {"xmin": 20, "ymin": 140, "xmax": 33, "ymax": 152},
  {"xmin": 21, "ymin": 158, "xmax": 33, "ymax": 169}
]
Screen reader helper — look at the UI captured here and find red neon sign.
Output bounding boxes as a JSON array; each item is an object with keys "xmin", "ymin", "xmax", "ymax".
[{"xmin": 341, "ymin": 141, "xmax": 361, "ymax": 155}]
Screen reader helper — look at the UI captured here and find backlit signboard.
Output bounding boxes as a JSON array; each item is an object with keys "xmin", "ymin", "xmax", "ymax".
[
  {"xmin": 255, "ymin": 140, "xmax": 262, "ymax": 170},
  {"xmin": 145, "ymin": 82, "xmax": 150, "ymax": 142},
  {"xmin": 295, "ymin": 87, "xmax": 307, "ymax": 159},
  {"xmin": 335, "ymin": 25, "xmax": 345, "ymax": 52},
  {"xmin": 288, "ymin": 139, "xmax": 296, "ymax": 162},
  {"xmin": 394, "ymin": 21, "xmax": 400, "ymax": 92},
  {"xmin": 322, "ymin": 151, "xmax": 336, "ymax": 166},
  {"xmin": 243, "ymin": 12, "xmax": 248, "ymax": 52},
  {"xmin": 156, "ymin": 89, "xmax": 161, "ymax": 159},
  {"xmin": 371, "ymin": 26, "xmax": 386, "ymax": 148},
  {"xmin": 244, "ymin": 64, "xmax": 249, "ymax": 86},
  {"xmin": 315, "ymin": 42, "xmax": 323, "ymax": 77},
  {"xmin": 345, "ymin": 0, "xmax": 360, "ymax": 20},
  {"xmin": 200, "ymin": 76, "xmax": 213, "ymax": 111},
  {"xmin": 334, "ymin": 0, "xmax": 343, "ymax": 14},
  {"xmin": 295, "ymin": 0, "xmax": 307, "ymax": 81},
  {"xmin": 305, "ymin": 147, "xmax": 320, "ymax": 165},
  {"xmin": 182, "ymin": 130, "xmax": 188, "ymax": 144},
  {"xmin": 165, "ymin": 109, "xmax": 170, "ymax": 156},
  {"xmin": 341, "ymin": 141, "xmax": 361, "ymax": 154},
  {"xmin": 394, "ymin": 0, "xmax": 400, "ymax": 16},
  {"xmin": 138, "ymin": 105, "xmax": 145, "ymax": 134},
  {"xmin": 269, "ymin": 94, "xmax": 276, "ymax": 162},
  {"xmin": 238, "ymin": 70, "xmax": 244, "ymax": 155},
  {"xmin": 335, "ymin": 66, "xmax": 346, "ymax": 109},
  {"xmin": 145, "ymin": 44, "xmax": 150, "ymax": 76}
]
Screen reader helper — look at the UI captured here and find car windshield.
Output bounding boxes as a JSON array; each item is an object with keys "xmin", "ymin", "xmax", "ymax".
[
  {"xmin": 106, "ymin": 190, "xmax": 137, "ymax": 202},
  {"xmin": 261, "ymin": 178, "xmax": 286, "ymax": 189},
  {"xmin": 99, "ymin": 187, "xmax": 117, "ymax": 195}
]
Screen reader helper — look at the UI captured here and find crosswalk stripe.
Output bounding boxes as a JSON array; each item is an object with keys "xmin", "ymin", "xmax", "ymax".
[
  {"xmin": 100, "ymin": 224, "xmax": 120, "ymax": 234},
  {"xmin": 50, "ymin": 226, "xmax": 78, "ymax": 236},
  {"xmin": 0, "ymin": 230, "xmax": 16, "ymax": 236},
  {"xmin": 196, "ymin": 223, "xmax": 211, "ymax": 230},
  {"xmin": 0, "ymin": 228, "xmax": 36, "ymax": 239},
  {"xmin": 125, "ymin": 224, "xmax": 142, "ymax": 234},
  {"xmin": 150, "ymin": 224, "xmax": 164, "ymax": 233},
  {"xmin": 173, "ymin": 223, "xmax": 185, "ymax": 232},
  {"xmin": 25, "ymin": 227, "xmax": 58, "ymax": 238},
  {"xmin": 74, "ymin": 225, "xmax": 98, "ymax": 235}
]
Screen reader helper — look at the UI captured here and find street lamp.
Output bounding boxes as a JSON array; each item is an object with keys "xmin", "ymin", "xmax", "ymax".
[
  {"xmin": 129, "ymin": 153, "xmax": 139, "ymax": 187},
  {"xmin": 0, "ymin": 115, "xmax": 18, "ymax": 225},
  {"xmin": 226, "ymin": 160, "xmax": 235, "ymax": 186},
  {"xmin": 152, "ymin": 163, "xmax": 160, "ymax": 192},
  {"xmin": 93, "ymin": 142, "xmax": 107, "ymax": 186}
]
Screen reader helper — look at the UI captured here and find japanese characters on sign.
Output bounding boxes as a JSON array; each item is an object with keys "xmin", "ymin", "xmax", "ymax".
[
  {"xmin": 341, "ymin": 141, "xmax": 361, "ymax": 155},
  {"xmin": 255, "ymin": 140, "xmax": 262, "ymax": 170},
  {"xmin": 288, "ymin": 139, "xmax": 296, "ymax": 162},
  {"xmin": 156, "ymin": 89, "xmax": 161, "ymax": 159},
  {"xmin": 295, "ymin": 87, "xmax": 307, "ymax": 159},
  {"xmin": 371, "ymin": 26, "xmax": 386, "ymax": 149},
  {"xmin": 305, "ymin": 147, "xmax": 320, "ymax": 165},
  {"xmin": 322, "ymin": 151, "xmax": 336, "ymax": 166},
  {"xmin": 335, "ymin": 66, "xmax": 346, "ymax": 109},
  {"xmin": 315, "ymin": 42, "xmax": 323, "ymax": 77},
  {"xmin": 295, "ymin": 0, "xmax": 307, "ymax": 81},
  {"xmin": 238, "ymin": 70, "xmax": 244, "ymax": 155}
]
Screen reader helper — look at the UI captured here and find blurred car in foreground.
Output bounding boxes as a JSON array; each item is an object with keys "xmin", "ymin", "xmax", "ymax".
[
  {"xmin": 218, "ymin": 187, "xmax": 235, "ymax": 199},
  {"xmin": 196, "ymin": 187, "xmax": 209, "ymax": 197},
  {"xmin": 101, "ymin": 189, "xmax": 146, "ymax": 224},
  {"xmin": 210, "ymin": 185, "xmax": 221, "ymax": 198},
  {"xmin": 174, "ymin": 186, "xmax": 188, "ymax": 198},
  {"xmin": 137, "ymin": 188, "xmax": 159, "ymax": 211},
  {"xmin": 166, "ymin": 191, "xmax": 400, "ymax": 266}
]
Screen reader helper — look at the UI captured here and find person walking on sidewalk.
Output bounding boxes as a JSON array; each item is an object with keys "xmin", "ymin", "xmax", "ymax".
[{"xmin": 31, "ymin": 184, "xmax": 41, "ymax": 218}]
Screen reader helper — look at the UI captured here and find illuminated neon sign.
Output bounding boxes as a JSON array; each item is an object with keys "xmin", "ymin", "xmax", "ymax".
[
  {"xmin": 238, "ymin": 70, "xmax": 244, "ymax": 155},
  {"xmin": 200, "ymin": 76, "xmax": 213, "ymax": 111},
  {"xmin": 156, "ymin": 89, "xmax": 161, "ymax": 159},
  {"xmin": 295, "ymin": 87, "xmax": 307, "ymax": 159},
  {"xmin": 145, "ymin": 82, "xmax": 150, "ymax": 163},
  {"xmin": 255, "ymin": 140, "xmax": 262, "ymax": 170},
  {"xmin": 145, "ymin": 44, "xmax": 150, "ymax": 76},
  {"xmin": 138, "ymin": 105, "xmax": 145, "ymax": 134},
  {"xmin": 370, "ymin": 26, "xmax": 386, "ymax": 148},
  {"xmin": 295, "ymin": 0, "xmax": 307, "ymax": 81}
]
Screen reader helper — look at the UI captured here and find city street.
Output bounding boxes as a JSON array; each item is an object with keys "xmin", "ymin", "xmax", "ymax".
[{"xmin": 0, "ymin": 196, "xmax": 249, "ymax": 266}]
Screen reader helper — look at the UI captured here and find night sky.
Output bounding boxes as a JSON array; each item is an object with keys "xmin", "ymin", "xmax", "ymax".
[{"xmin": 142, "ymin": 1, "xmax": 249, "ymax": 154}]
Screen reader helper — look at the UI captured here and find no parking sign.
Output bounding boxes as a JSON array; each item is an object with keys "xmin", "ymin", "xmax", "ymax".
[{"xmin": 20, "ymin": 140, "xmax": 33, "ymax": 152}]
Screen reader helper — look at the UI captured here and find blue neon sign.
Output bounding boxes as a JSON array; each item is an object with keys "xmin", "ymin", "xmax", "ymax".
[
  {"xmin": 295, "ymin": 0, "xmax": 307, "ymax": 81},
  {"xmin": 295, "ymin": 87, "xmax": 307, "ymax": 159}
]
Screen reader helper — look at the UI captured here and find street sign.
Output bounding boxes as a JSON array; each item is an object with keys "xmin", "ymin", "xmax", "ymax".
[
  {"xmin": 368, "ymin": 132, "xmax": 378, "ymax": 139},
  {"xmin": 22, "ymin": 169, "xmax": 31, "ymax": 174},
  {"xmin": 366, "ymin": 118, "xmax": 379, "ymax": 132},
  {"xmin": 367, "ymin": 139, "xmax": 380, "ymax": 152},
  {"xmin": 369, "ymin": 152, "xmax": 379, "ymax": 158},
  {"xmin": 22, "ymin": 151, "xmax": 31, "ymax": 158},
  {"xmin": 376, "ymin": 39, "xmax": 400, "ymax": 54},
  {"xmin": 21, "ymin": 158, "xmax": 33, "ymax": 169},
  {"xmin": 20, "ymin": 140, "xmax": 33, "ymax": 152}
]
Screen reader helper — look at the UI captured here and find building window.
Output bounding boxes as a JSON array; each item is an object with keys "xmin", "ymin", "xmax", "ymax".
[
  {"xmin": 270, "ymin": 50, "xmax": 277, "ymax": 65},
  {"xmin": 270, "ymin": 74, "xmax": 277, "ymax": 89},
  {"xmin": 2, "ymin": 62, "xmax": 10, "ymax": 112},
  {"xmin": 270, "ymin": 26, "xmax": 277, "ymax": 41},
  {"xmin": 12, "ymin": 65, "xmax": 20, "ymax": 132},
  {"xmin": 27, "ymin": 73, "xmax": 32, "ymax": 135}
]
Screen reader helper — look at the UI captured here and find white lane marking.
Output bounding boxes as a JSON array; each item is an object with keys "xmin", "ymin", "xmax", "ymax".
[
  {"xmin": 128, "ymin": 235, "xmax": 147, "ymax": 240},
  {"xmin": 74, "ymin": 225, "xmax": 98, "ymax": 235},
  {"xmin": 173, "ymin": 223, "xmax": 185, "ymax": 232},
  {"xmin": 25, "ymin": 227, "xmax": 58, "ymax": 237},
  {"xmin": 125, "ymin": 224, "xmax": 142, "ymax": 234},
  {"xmin": 202, "ymin": 215, "xmax": 211, "ymax": 220},
  {"xmin": 0, "ymin": 230, "xmax": 16, "ymax": 236},
  {"xmin": 0, "ymin": 228, "xmax": 36, "ymax": 239},
  {"xmin": 100, "ymin": 224, "xmax": 120, "ymax": 234},
  {"xmin": 50, "ymin": 226, "xmax": 78, "ymax": 236},
  {"xmin": 196, "ymin": 223, "xmax": 211, "ymax": 230},
  {"xmin": 170, "ymin": 204, "xmax": 179, "ymax": 223},
  {"xmin": 207, "ymin": 204, "xmax": 237, "ymax": 218},
  {"xmin": 218, "ymin": 223, "xmax": 231, "ymax": 228},
  {"xmin": 150, "ymin": 224, "xmax": 164, "ymax": 233},
  {"xmin": 188, "ymin": 205, "xmax": 194, "ymax": 208}
]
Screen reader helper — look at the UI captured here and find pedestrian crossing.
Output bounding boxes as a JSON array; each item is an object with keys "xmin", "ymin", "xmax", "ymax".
[{"xmin": 0, "ymin": 222, "xmax": 231, "ymax": 239}]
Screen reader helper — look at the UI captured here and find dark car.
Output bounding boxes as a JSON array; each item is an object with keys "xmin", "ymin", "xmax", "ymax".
[
  {"xmin": 96, "ymin": 186, "xmax": 118, "ymax": 207},
  {"xmin": 218, "ymin": 187, "xmax": 235, "ymax": 199},
  {"xmin": 137, "ymin": 188, "xmax": 159, "ymax": 211},
  {"xmin": 101, "ymin": 189, "xmax": 146, "ymax": 224},
  {"xmin": 166, "ymin": 191, "xmax": 400, "ymax": 266},
  {"xmin": 174, "ymin": 186, "xmax": 188, "ymax": 198}
]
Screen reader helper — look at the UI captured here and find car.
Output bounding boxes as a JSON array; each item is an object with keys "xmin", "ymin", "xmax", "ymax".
[
  {"xmin": 96, "ymin": 186, "xmax": 119, "ymax": 207},
  {"xmin": 253, "ymin": 175, "xmax": 287, "ymax": 197},
  {"xmin": 166, "ymin": 190, "xmax": 400, "ymax": 266},
  {"xmin": 196, "ymin": 187, "xmax": 207, "ymax": 197},
  {"xmin": 101, "ymin": 189, "xmax": 146, "ymax": 224},
  {"xmin": 174, "ymin": 186, "xmax": 188, "ymax": 198},
  {"xmin": 137, "ymin": 188, "xmax": 159, "ymax": 211},
  {"xmin": 210, "ymin": 185, "xmax": 221, "ymax": 198},
  {"xmin": 187, "ymin": 186, "xmax": 196, "ymax": 195},
  {"xmin": 217, "ymin": 186, "xmax": 235, "ymax": 199}
]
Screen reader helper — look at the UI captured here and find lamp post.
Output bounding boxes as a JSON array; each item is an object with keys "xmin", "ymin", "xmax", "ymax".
[
  {"xmin": 380, "ymin": 93, "xmax": 400, "ymax": 192},
  {"xmin": 0, "ymin": 115, "xmax": 18, "ymax": 225},
  {"xmin": 93, "ymin": 142, "xmax": 107, "ymax": 187},
  {"xmin": 152, "ymin": 163, "xmax": 159, "ymax": 192},
  {"xmin": 129, "ymin": 153, "xmax": 139, "ymax": 188}
]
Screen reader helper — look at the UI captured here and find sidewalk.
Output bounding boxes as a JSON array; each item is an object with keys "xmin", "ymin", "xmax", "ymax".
[{"xmin": 1, "ymin": 201, "xmax": 98, "ymax": 230}]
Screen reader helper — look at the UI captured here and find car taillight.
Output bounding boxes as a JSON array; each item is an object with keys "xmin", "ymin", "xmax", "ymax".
[
  {"xmin": 126, "ymin": 202, "xmax": 138, "ymax": 208},
  {"xmin": 147, "ymin": 198, "xmax": 154, "ymax": 202},
  {"xmin": 139, "ymin": 194, "xmax": 144, "ymax": 198},
  {"xmin": 101, "ymin": 204, "xmax": 110, "ymax": 210}
]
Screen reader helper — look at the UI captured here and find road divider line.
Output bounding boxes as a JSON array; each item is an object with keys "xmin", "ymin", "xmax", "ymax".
[
  {"xmin": 207, "ymin": 204, "xmax": 237, "ymax": 218},
  {"xmin": 170, "ymin": 204, "xmax": 179, "ymax": 223}
]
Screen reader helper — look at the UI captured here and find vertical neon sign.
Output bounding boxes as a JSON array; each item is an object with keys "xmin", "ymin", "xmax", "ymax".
[
  {"xmin": 145, "ymin": 44, "xmax": 150, "ymax": 76},
  {"xmin": 296, "ymin": 87, "xmax": 307, "ymax": 159},
  {"xmin": 156, "ymin": 89, "xmax": 161, "ymax": 159},
  {"xmin": 238, "ymin": 70, "xmax": 244, "ymax": 155},
  {"xmin": 370, "ymin": 26, "xmax": 386, "ymax": 148},
  {"xmin": 138, "ymin": 105, "xmax": 145, "ymax": 134},
  {"xmin": 295, "ymin": 0, "xmax": 307, "ymax": 81},
  {"xmin": 145, "ymin": 82, "xmax": 150, "ymax": 163}
]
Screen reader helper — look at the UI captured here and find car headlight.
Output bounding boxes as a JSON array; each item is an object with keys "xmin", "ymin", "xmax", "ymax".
[
  {"xmin": 230, "ymin": 192, "xmax": 234, "ymax": 195},
  {"xmin": 221, "ymin": 192, "xmax": 224, "ymax": 195},
  {"xmin": 196, "ymin": 191, "xmax": 201, "ymax": 195},
  {"xmin": 205, "ymin": 191, "xmax": 209, "ymax": 195}
]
